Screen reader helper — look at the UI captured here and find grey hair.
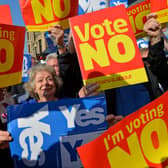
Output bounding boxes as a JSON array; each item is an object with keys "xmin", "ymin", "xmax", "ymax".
[
  {"xmin": 46, "ymin": 53, "xmax": 58, "ymax": 62},
  {"xmin": 24, "ymin": 64, "xmax": 62, "ymax": 99}
]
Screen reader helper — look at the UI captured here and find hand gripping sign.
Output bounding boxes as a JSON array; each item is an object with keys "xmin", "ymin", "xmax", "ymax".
[
  {"xmin": 0, "ymin": 24, "xmax": 25, "ymax": 88},
  {"xmin": 70, "ymin": 5, "xmax": 148, "ymax": 91},
  {"xmin": 77, "ymin": 91, "xmax": 168, "ymax": 168},
  {"xmin": 151, "ymin": 0, "xmax": 168, "ymax": 24},
  {"xmin": 19, "ymin": 0, "xmax": 79, "ymax": 31}
]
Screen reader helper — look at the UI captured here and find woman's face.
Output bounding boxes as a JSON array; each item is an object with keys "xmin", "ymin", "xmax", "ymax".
[{"xmin": 34, "ymin": 70, "xmax": 56, "ymax": 100}]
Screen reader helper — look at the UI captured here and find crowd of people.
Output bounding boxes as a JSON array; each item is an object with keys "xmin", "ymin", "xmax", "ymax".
[{"xmin": 0, "ymin": 11, "xmax": 168, "ymax": 167}]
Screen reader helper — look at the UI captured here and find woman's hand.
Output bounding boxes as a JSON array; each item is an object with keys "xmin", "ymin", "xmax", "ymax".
[
  {"xmin": 48, "ymin": 25, "xmax": 64, "ymax": 46},
  {"xmin": 78, "ymin": 83, "xmax": 100, "ymax": 98},
  {"xmin": 0, "ymin": 130, "xmax": 12, "ymax": 149},
  {"xmin": 48, "ymin": 24, "xmax": 66, "ymax": 54},
  {"xmin": 106, "ymin": 114, "xmax": 124, "ymax": 127},
  {"xmin": 143, "ymin": 13, "xmax": 162, "ymax": 45}
]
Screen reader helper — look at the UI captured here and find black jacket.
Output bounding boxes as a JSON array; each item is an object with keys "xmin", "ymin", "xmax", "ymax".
[
  {"xmin": 58, "ymin": 51, "xmax": 83, "ymax": 98},
  {"xmin": 0, "ymin": 120, "xmax": 13, "ymax": 168},
  {"xmin": 147, "ymin": 38, "xmax": 168, "ymax": 91}
]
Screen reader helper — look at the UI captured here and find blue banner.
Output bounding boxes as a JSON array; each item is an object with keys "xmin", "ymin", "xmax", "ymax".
[
  {"xmin": 137, "ymin": 38, "xmax": 149, "ymax": 49},
  {"xmin": 78, "ymin": 0, "xmax": 108, "ymax": 15},
  {"xmin": 7, "ymin": 95, "xmax": 107, "ymax": 168},
  {"xmin": 22, "ymin": 54, "xmax": 32, "ymax": 82},
  {"xmin": 109, "ymin": 0, "xmax": 128, "ymax": 7}
]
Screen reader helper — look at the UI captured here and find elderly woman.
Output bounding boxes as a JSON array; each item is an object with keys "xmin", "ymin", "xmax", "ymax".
[
  {"xmin": 25, "ymin": 64, "xmax": 62, "ymax": 103},
  {"xmin": 0, "ymin": 64, "xmax": 63, "ymax": 168},
  {"xmin": 25, "ymin": 64, "xmax": 121, "ymax": 127},
  {"xmin": 0, "ymin": 64, "xmax": 101, "ymax": 168}
]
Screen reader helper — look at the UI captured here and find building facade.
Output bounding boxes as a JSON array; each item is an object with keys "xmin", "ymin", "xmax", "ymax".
[{"xmin": 27, "ymin": 32, "xmax": 47, "ymax": 59}]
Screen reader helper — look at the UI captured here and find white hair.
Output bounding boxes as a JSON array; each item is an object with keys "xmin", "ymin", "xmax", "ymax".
[{"xmin": 46, "ymin": 53, "xmax": 58, "ymax": 62}]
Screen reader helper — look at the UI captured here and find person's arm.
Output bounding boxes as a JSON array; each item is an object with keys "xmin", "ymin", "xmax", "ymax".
[
  {"xmin": 78, "ymin": 83, "xmax": 100, "ymax": 98},
  {"xmin": 48, "ymin": 25, "xmax": 79, "ymax": 79},
  {"xmin": 48, "ymin": 25, "xmax": 66, "ymax": 54},
  {"xmin": 54, "ymin": 32, "xmax": 83, "ymax": 97},
  {"xmin": 143, "ymin": 13, "xmax": 161, "ymax": 46},
  {"xmin": 106, "ymin": 114, "xmax": 124, "ymax": 127},
  {"xmin": 144, "ymin": 13, "xmax": 168, "ymax": 90},
  {"xmin": 57, "ymin": 51, "xmax": 78, "ymax": 78},
  {"xmin": 0, "ymin": 130, "xmax": 12, "ymax": 149}
]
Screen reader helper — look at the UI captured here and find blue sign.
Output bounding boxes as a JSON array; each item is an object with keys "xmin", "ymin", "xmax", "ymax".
[
  {"xmin": 109, "ymin": 0, "xmax": 128, "ymax": 7},
  {"xmin": 22, "ymin": 54, "xmax": 32, "ymax": 82},
  {"xmin": 7, "ymin": 95, "xmax": 107, "ymax": 168},
  {"xmin": 78, "ymin": 0, "xmax": 108, "ymax": 15},
  {"xmin": 137, "ymin": 38, "xmax": 149, "ymax": 49}
]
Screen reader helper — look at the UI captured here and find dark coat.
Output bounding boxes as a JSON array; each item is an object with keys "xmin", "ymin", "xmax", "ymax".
[
  {"xmin": 147, "ymin": 38, "xmax": 168, "ymax": 91},
  {"xmin": 58, "ymin": 51, "xmax": 83, "ymax": 98}
]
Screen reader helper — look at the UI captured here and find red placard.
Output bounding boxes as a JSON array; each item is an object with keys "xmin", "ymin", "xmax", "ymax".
[
  {"xmin": 151, "ymin": 0, "xmax": 168, "ymax": 12},
  {"xmin": 127, "ymin": 0, "xmax": 150, "ymax": 38},
  {"xmin": 19, "ymin": 0, "xmax": 78, "ymax": 31},
  {"xmin": 78, "ymin": 91, "xmax": 168, "ymax": 168},
  {"xmin": 151, "ymin": 0, "xmax": 168, "ymax": 23},
  {"xmin": 70, "ymin": 5, "xmax": 148, "ymax": 91},
  {"xmin": 0, "ymin": 5, "xmax": 13, "ymax": 25},
  {"xmin": 0, "ymin": 24, "xmax": 25, "ymax": 88}
]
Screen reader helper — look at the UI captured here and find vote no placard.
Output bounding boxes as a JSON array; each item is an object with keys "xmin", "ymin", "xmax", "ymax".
[
  {"xmin": 78, "ymin": 91, "xmax": 168, "ymax": 168},
  {"xmin": 0, "ymin": 24, "xmax": 25, "ymax": 88},
  {"xmin": 70, "ymin": 5, "xmax": 148, "ymax": 91},
  {"xmin": 19, "ymin": 0, "xmax": 78, "ymax": 31}
]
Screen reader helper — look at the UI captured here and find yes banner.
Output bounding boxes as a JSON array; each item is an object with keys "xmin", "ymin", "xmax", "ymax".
[
  {"xmin": 77, "ymin": 91, "xmax": 168, "ymax": 168},
  {"xmin": 22, "ymin": 54, "xmax": 32, "ymax": 82},
  {"xmin": 0, "ymin": 24, "xmax": 25, "ymax": 88},
  {"xmin": 78, "ymin": 0, "xmax": 108, "ymax": 15},
  {"xmin": 19, "ymin": 0, "xmax": 79, "ymax": 31},
  {"xmin": 7, "ymin": 95, "xmax": 107, "ymax": 168},
  {"xmin": 151, "ymin": 0, "xmax": 168, "ymax": 24},
  {"xmin": 110, "ymin": 0, "xmax": 128, "ymax": 7},
  {"xmin": 70, "ymin": 5, "xmax": 148, "ymax": 91}
]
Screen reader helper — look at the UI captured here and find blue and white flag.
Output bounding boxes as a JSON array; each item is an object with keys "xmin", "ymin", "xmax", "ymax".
[
  {"xmin": 78, "ymin": 0, "xmax": 108, "ymax": 15},
  {"xmin": 137, "ymin": 38, "xmax": 149, "ymax": 49},
  {"xmin": 7, "ymin": 95, "xmax": 107, "ymax": 168},
  {"xmin": 109, "ymin": 0, "xmax": 128, "ymax": 7},
  {"xmin": 22, "ymin": 54, "xmax": 31, "ymax": 82}
]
